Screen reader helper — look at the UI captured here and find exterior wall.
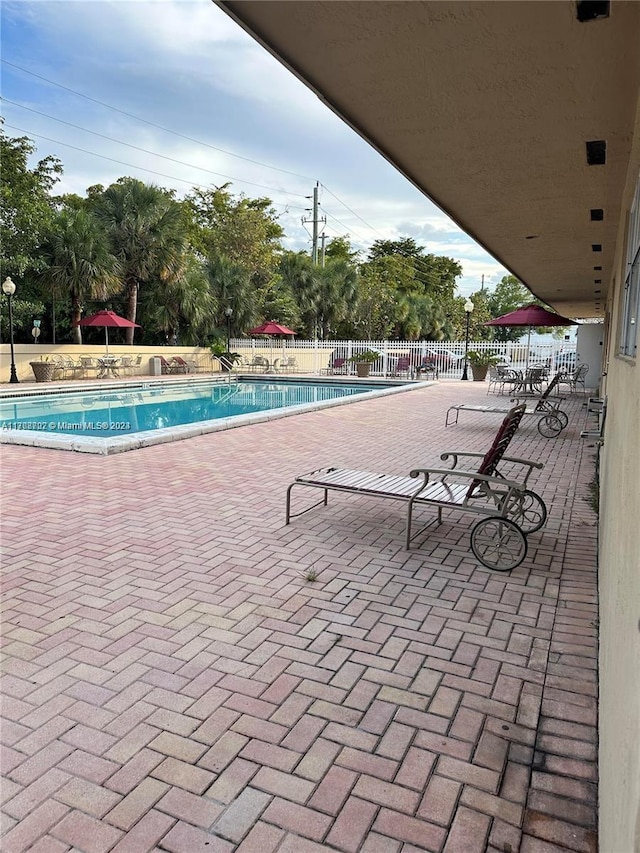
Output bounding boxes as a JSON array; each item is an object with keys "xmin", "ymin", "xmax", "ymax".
[
  {"xmin": 598, "ymin": 171, "xmax": 640, "ymax": 850},
  {"xmin": 598, "ymin": 354, "xmax": 640, "ymax": 853},
  {"xmin": 576, "ymin": 324, "xmax": 604, "ymax": 390}
]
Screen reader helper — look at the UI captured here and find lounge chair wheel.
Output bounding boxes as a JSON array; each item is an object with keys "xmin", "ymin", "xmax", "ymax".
[
  {"xmin": 470, "ymin": 517, "xmax": 527, "ymax": 571},
  {"xmin": 555, "ymin": 410, "xmax": 569, "ymax": 429},
  {"xmin": 538, "ymin": 414, "xmax": 563, "ymax": 437},
  {"xmin": 502, "ymin": 489, "xmax": 547, "ymax": 534}
]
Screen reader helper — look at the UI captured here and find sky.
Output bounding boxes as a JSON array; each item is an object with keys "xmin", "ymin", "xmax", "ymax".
[{"xmin": 1, "ymin": 0, "xmax": 511, "ymax": 297}]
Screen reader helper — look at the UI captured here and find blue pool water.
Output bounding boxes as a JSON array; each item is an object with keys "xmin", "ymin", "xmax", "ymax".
[{"xmin": 0, "ymin": 379, "xmax": 386, "ymax": 437}]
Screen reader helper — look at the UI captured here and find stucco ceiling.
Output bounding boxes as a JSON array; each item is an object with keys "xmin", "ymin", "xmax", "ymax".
[{"xmin": 218, "ymin": 0, "xmax": 640, "ymax": 317}]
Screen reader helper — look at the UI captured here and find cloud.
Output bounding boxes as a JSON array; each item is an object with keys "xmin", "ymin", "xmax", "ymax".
[{"xmin": 1, "ymin": 0, "xmax": 513, "ymax": 291}]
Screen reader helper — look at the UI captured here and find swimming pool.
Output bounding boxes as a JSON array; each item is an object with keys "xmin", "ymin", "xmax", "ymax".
[{"xmin": 0, "ymin": 376, "xmax": 429, "ymax": 454}]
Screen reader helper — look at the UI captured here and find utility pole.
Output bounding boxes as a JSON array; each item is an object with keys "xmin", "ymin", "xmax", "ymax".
[
  {"xmin": 481, "ymin": 274, "xmax": 485, "ymax": 291},
  {"xmin": 312, "ymin": 183, "xmax": 319, "ymax": 265},
  {"xmin": 320, "ymin": 233, "xmax": 328, "ymax": 267},
  {"xmin": 302, "ymin": 181, "xmax": 326, "ymax": 264}
]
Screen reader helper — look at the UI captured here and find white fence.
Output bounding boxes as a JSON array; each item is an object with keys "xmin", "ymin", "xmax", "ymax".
[
  {"xmin": 230, "ymin": 338, "xmax": 576, "ymax": 378},
  {"xmin": 0, "ymin": 339, "xmax": 576, "ymax": 381}
]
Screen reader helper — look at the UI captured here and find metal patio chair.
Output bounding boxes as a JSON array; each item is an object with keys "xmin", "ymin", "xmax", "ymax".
[
  {"xmin": 487, "ymin": 365, "xmax": 519, "ymax": 395},
  {"xmin": 558, "ymin": 363, "xmax": 589, "ymax": 395}
]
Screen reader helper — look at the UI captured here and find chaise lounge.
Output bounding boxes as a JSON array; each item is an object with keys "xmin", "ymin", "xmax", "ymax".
[
  {"xmin": 445, "ymin": 372, "xmax": 569, "ymax": 437},
  {"xmin": 286, "ymin": 403, "xmax": 547, "ymax": 571}
]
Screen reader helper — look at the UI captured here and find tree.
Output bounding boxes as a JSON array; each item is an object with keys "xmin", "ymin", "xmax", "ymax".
[
  {"xmin": 185, "ymin": 185, "xmax": 283, "ymax": 286},
  {"xmin": 139, "ymin": 253, "xmax": 216, "ymax": 346},
  {"xmin": 355, "ymin": 254, "xmax": 416, "ymax": 338},
  {"xmin": 466, "ymin": 290, "xmax": 494, "ymax": 342},
  {"xmin": 396, "ymin": 292, "xmax": 454, "ymax": 340},
  {"xmin": 486, "ymin": 275, "xmax": 538, "ymax": 342},
  {"xmin": 324, "ymin": 236, "xmax": 360, "ymax": 264},
  {"xmin": 367, "ymin": 237, "xmax": 425, "ymax": 262},
  {"xmin": 0, "ymin": 130, "xmax": 63, "ymax": 283},
  {"xmin": 315, "ymin": 258, "xmax": 358, "ymax": 339},
  {"xmin": 279, "ymin": 251, "xmax": 321, "ymax": 338},
  {"xmin": 0, "ymin": 297, "xmax": 46, "ymax": 344},
  {"xmin": 93, "ymin": 179, "xmax": 186, "ymax": 344},
  {"xmin": 364, "ymin": 237, "xmax": 461, "ymax": 327},
  {"xmin": 341, "ymin": 268, "xmax": 397, "ymax": 339},
  {"xmin": 417, "ymin": 254, "xmax": 462, "ymax": 301},
  {"xmin": 206, "ymin": 254, "xmax": 257, "ymax": 336},
  {"xmin": 257, "ymin": 277, "xmax": 300, "ymax": 331},
  {"xmin": 38, "ymin": 208, "xmax": 121, "ymax": 344}
]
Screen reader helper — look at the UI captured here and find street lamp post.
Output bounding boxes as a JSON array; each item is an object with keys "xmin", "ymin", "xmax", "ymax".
[
  {"xmin": 2, "ymin": 277, "xmax": 19, "ymax": 384},
  {"xmin": 461, "ymin": 298, "xmax": 474, "ymax": 381},
  {"xmin": 224, "ymin": 306, "xmax": 233, "ymax": 353}
]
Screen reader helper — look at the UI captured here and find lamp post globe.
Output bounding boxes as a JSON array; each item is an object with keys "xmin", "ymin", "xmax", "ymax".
[
  {"xmin": 461, "ymin": 298, "xmax": 474, "ymax": 381},
  {"xmin": 224, "ymin": 306, "xmax": 233, "ymax": 353},
  {"xmin": 2, "ymin": 277, "xmax": 19, "ymax": 384}
]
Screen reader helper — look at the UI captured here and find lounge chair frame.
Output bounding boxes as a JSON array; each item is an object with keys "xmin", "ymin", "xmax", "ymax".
[
  {"xmin": 446, "ymin": 373, "xmax": 568, "ymax": 437},
  {"xmin": 286, "ymin": 404, "xmax": 547, "ymax": 571}
]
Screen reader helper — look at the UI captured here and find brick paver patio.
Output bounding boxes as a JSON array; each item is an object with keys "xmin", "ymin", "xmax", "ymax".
[{"xmin": 0, "ymin": 380, "xmax": 599, "ymax": 853}]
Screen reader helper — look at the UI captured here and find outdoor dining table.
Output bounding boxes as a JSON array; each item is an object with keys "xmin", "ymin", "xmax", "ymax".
[
  {"xmin": 510, "ymin": 367, "xmax": 548, "ymax": 395},
  {"xmin": 96, "ymin": 356, "xmax": 121, "ymax": 379}
]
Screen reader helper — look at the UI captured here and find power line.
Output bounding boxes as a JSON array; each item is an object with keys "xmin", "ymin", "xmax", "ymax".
[
  {"xmin": 3, "ymin": 64, "xmax": 470, "ymax": 281},
  {"xmin": 323, "ymin": 204, "xmax": 464, "ymax": 282},
  {"xmin": 4, "ymin": 64, "xmax": 438, "ymax": 266},
  {"xmin": 322, "ymin": 210, "xmax": 371, "ymax": 248},
  {"xmin": 1, "ymin": 123, "xmax": 307, "ymax": 210},
  {"xmin": 310, "ymin": 199, "xmax": 466, "ymax": 287},
  {"xmin": 2, "ymin": 98, "xmax": 308, "ymax": 199},
  {"xmin": 320, "ymin": 183, "xmax": 388, "ymax": 241},
  {"xmin": 6, "ymin": 120, "xmax": 472, "ymax": 286},
  {"xmin": 1, "ymin": 59, "xmax": 316, "ymax": 183},
  {"xmin": 321, "ymin": 182, "xmax": 442, "ymax": 268},
  {"xmin": 320, "ymin": 182, "xmax": 468, "ymax": 284}
]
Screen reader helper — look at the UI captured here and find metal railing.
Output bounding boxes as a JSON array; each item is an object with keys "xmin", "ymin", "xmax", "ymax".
[{"xmin": 211, "ymin": 355, "xmax": 239, "ymax": 383}]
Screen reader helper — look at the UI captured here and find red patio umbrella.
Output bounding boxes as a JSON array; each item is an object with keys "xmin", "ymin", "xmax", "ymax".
[
  {"xmin": 248, "ymin": 321, "xmax": 296, "ymax": 336},
  {"xmin": 484, "ymin": 303, "xmax": 578, "ymax": 369},
  {"xmin": 79, "ymin": 310, "xmax": 141, "ymax": 354},
  {"xmin": 248, "ymin": 320, "xmax": 296, "ymax": 367}
]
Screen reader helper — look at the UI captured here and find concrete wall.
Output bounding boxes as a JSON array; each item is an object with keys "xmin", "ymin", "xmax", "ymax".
[
  {"xmin": 0, "ymin": 343, "xmax": 324, "ymax": 381},
  {"xmin": 597, "ymin": 164, "xmax": 640, "ymax": 851},
  {"xmin": 0, "ymin": 344, "xmax": 217, "ymax": 382}
]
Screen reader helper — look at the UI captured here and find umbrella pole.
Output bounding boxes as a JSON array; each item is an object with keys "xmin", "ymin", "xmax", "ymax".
[
  {"xmin": 525, "ymin": 326, "xmax": 531, "ymax": 371},
  {"xmin": 105, "ymin": 327, "xmax": 109, "ymax": 355}
]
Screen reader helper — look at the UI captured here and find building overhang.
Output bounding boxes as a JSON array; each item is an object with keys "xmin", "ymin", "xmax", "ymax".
[{"xmin": 218, "ymin": 0, "xmax": 640, "ymax": 317}]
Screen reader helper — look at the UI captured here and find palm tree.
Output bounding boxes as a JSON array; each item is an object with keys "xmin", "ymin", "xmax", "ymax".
[
  {"xmin": 38, "ymin": 208, "xmax": 121, "ymax": 344},
  {"xmin": 395, "ymin": 292, "xmax": 454, "ymax": 341},
  {"xmin": 279, "ymin": 252, "xmax": 321, "ymax": 337},
  {"xmin": 139, "ymin": 253, "xmax": 216, "ymax": 346},
  {"xmin": 206, "ymin": 253, "xmax": 257, "ymax": 334},
  {"xmin": 93, "ymin": 179, "xmax": 186, "ymax": 344},
  {"xmin": 316, "ymin": 258, "xmax": 358, "ymax": 339}
]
